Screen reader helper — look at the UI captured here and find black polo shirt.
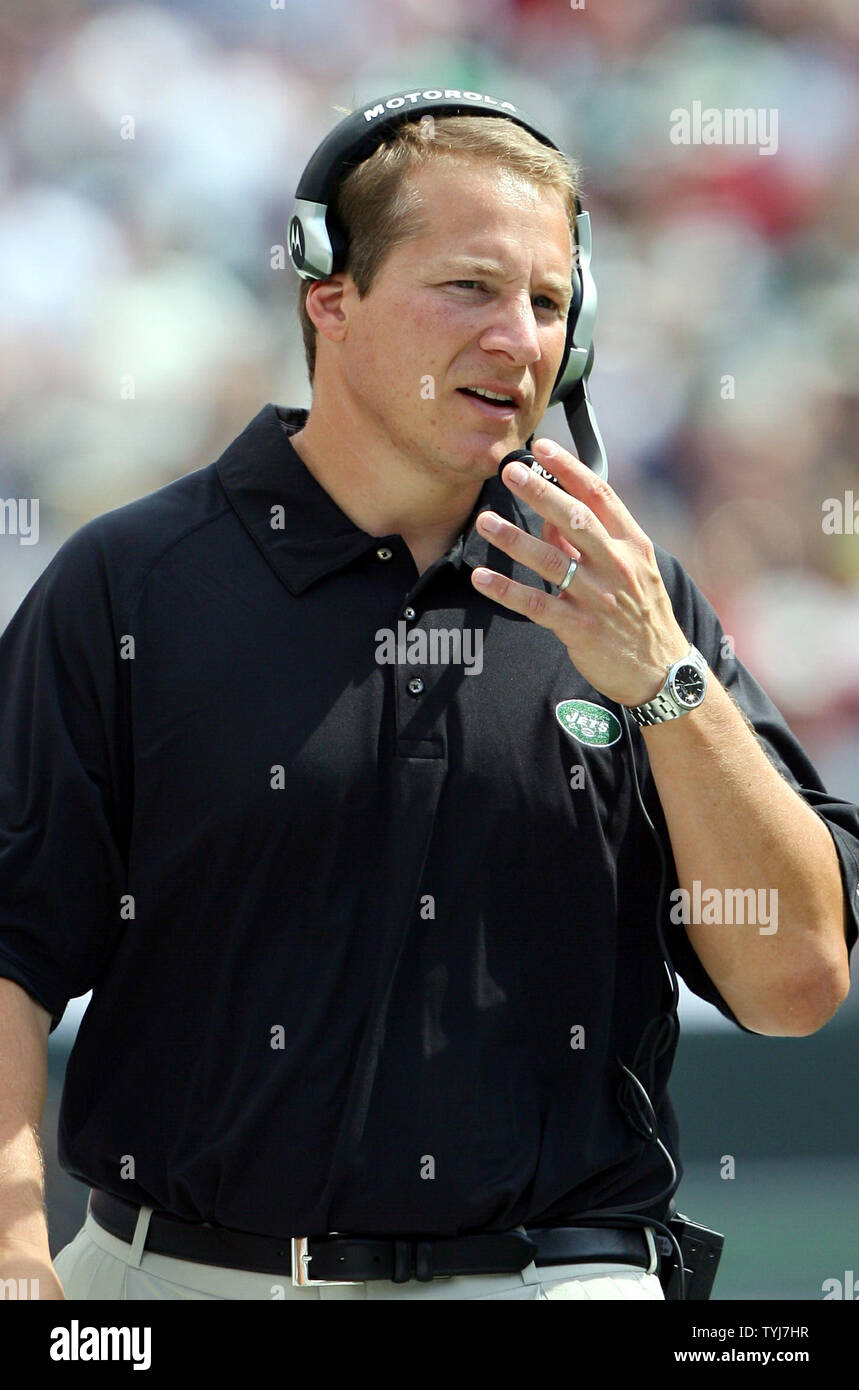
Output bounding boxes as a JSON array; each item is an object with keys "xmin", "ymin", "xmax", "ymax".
[{"xmin": 1, "ymin": 403, "xmax": 857, "ymax": 1238}]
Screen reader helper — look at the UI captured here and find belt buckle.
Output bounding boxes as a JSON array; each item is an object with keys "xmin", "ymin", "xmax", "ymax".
[{"xmin": 290, "ymin": 1236, "xmax": 363, "ymax": 1287}]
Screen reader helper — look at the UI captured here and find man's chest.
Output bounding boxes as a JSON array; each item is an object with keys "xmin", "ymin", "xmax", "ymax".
[{"xmin": 127, "ymin": 558, "xmax": 637, "ymax": 853}]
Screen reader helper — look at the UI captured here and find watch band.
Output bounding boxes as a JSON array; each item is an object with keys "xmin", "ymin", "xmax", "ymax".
[{"xmin": 625, "ymin": 646, "xmax": 708, "ymax": 727}]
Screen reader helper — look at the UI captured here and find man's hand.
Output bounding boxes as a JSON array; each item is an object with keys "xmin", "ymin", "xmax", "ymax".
[
  {"xmin": 470, "ymin": 436, "xmax": 849, "ymax": 1035},
  {"xmin": 470, "ymin": 436, "xmax": 689, "ymax": 705}
]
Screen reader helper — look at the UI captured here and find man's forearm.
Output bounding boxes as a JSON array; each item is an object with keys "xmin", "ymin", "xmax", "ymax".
[
  {"xmin": 0, "ymin": 978, "xmax": 64, "ymax": 1297},
  {"xmin": 640, "ymin": 672, "xmax": 850, "ymax": 1036},
  {"xmin": 0, "ymin": 1121, "xmax": 64, "ymax": 1299},
  {"xmin": 0, "ymin": 1123, "xmax": 51, "ymax": 1255}
]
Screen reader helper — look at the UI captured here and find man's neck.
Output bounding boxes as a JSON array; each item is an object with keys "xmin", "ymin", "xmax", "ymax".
[{"xmin": 289, "ymin": 406, "xmax": 484, "ymax": 577}]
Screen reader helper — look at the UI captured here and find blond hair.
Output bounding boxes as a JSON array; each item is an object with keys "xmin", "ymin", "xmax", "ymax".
[{"xmin": 297, "ymin": 114, "xmax": 581, "ymax": 382}]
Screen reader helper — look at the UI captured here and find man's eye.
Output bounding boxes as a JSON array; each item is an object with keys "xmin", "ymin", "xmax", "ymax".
[
  {"xmin": 448, "ymin": 282, "xmax": 564, "ymax": 314},
  {"xmin": 534, "ymin": 295, "xmax": 563, "ymax": 313}
]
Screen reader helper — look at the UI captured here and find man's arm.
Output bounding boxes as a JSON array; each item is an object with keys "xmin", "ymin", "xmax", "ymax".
[
  {"xmin": 469, "ymin": 437, "xmax": 854, "ymax": 1038},
  {"xmin": 0, "ymin": 977, "xmax": 66, "ymax": 1299},
  {"xmin": 640, "ymin": 675, "xmax": 850, "ymax": 1036}
]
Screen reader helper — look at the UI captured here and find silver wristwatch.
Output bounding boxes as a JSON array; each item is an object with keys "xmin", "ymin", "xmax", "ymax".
[{"xmin": 625, "ymin": 646, "xmax": 709, "ymax": 726}]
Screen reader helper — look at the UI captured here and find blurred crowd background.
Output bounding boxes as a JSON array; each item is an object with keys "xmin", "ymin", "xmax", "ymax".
[
  {"xmin": 1, "ymin": 0, "xmax": 857, "ymax": 1299},
  {"xmin": 1, "ymin": 0, "xmax": 857, "ymax": 786}
]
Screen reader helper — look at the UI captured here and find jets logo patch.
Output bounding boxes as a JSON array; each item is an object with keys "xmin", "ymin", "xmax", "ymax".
[{"xmin": 555, "ymin": 699, "xmax": 622, "ymax": 747}]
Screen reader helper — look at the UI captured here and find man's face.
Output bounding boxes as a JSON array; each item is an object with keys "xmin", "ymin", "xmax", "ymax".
[{"xmin": 323, "ymin": 156, "xmax": 574, "ymax": 481}]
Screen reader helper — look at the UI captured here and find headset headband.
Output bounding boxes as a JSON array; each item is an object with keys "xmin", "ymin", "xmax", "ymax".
[{"xmin": 288, "ymin": 87, "xmax": 607, "ymax": 479}]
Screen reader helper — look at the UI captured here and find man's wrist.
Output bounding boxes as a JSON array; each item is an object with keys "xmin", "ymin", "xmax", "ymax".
[{"xmin": 624, "ymin": 645, "xmax": 709, "ymax": 726}]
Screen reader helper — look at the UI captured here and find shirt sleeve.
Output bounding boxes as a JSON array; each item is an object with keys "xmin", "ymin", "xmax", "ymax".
[
  {"xmin": 651, "ymin": 545, "xmax": 859, "ymax": 1033},
  {"xmin": 0, "ymin": 521, "xmax": 132, "ymax": 1033}
]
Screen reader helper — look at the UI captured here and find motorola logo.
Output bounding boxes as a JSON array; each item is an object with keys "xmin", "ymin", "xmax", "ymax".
[
  {"xmin": 363, "ymin": 91, "xmax": 518, "ymax": 122},
  {"xmin": 288, "ymin": 217, "xmax": 305, "ymax": 267}
]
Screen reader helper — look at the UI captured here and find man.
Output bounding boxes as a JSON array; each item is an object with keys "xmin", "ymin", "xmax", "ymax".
[{"xmin": 0, "ymin": 106, "xmax": 856, "ymax": 1303}]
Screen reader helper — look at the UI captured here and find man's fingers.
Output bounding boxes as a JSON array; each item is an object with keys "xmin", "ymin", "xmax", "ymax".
[
  {"xmin": 500, "ymin": 459, "xmax": 611, "ymax": 561},
  {"xmin": 470, "ymin": 564, "xmax": 578, "ymax": 624},
  {"xmin": 475, "ymin": 511, "xmax": 581, "ymax": 590},
  {"xmin": 542, "ymin": 519, "xmax": 579, "ymax": 558},
  {"xmin": 531, "ymin": 438, "xmax": 650, "ymax": 542}
]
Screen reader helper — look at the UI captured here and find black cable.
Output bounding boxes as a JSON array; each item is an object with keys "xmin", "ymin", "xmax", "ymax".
[
  {"xmin": 563, "ymin": 706, "xmax": 687, "ymax": 1299},
  {"xmin": 498, "ymin": 450, "xmax": 690, "ymax": 1295}
]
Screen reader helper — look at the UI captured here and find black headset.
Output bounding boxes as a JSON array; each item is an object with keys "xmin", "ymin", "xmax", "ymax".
[{"xmin": 287, "ymin": 87, "xmax": 608, "ymax": 481}]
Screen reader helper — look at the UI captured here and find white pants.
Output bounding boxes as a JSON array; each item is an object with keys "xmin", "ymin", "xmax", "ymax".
[{"xmin": 53, "ymin": 1202, "xmax": 665, "ymax": 1301}]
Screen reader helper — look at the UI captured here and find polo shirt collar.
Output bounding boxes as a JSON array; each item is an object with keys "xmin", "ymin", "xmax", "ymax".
[{"xmin": 214, "ymin": 403, "xmax": 529, "ymax": 596}]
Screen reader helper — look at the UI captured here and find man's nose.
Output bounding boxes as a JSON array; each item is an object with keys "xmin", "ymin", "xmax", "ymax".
[{"xmin": 477, "ymin": 293, "xmax": 542, "ymax": 365}]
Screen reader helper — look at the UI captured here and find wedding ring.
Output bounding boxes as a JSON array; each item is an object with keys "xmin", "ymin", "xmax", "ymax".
[{"xmin": 557, "ymin": 556, "xmax": 578, "ymax": 593}]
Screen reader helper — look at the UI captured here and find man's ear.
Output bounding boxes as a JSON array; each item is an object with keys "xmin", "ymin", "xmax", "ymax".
[{"xmin": 304, "ymin": 273, "xmax": 354, "ymax": 344}]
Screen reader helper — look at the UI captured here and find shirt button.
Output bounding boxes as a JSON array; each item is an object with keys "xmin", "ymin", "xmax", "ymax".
[
  {"xmin": 376, "ymin": 546, "xmax": 393, "ymax": 561},
  {"xmin": 403, "ymin": 606, "xmax": 417, "ymax": 620},
  {"xmin": 407, "ymin": 677, "xmax": 425, "ymax": 696}
]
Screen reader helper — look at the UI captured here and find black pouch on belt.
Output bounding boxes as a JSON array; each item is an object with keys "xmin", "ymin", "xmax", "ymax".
[{"xmin": 658, "ymin": 1214, "xmax": 724, "ymax": 1300}]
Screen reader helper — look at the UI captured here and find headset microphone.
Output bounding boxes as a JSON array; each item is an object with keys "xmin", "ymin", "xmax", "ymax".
[{"xmin": 498, "ymin": 447, "xmax": 562, "ymax": 490}]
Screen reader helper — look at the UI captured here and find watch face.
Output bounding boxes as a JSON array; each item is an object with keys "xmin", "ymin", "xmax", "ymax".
[{"xmin": 672, "ymin": 664, "xmax": 706, "ymax": 706}]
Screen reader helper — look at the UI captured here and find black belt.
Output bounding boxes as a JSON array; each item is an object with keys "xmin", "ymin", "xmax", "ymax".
[{"xmin": 89, "ymin": 1189, "xmax": 658, "ymax": 1283}]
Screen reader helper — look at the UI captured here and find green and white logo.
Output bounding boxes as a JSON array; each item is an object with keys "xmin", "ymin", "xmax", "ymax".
[{"xmin": 555, "ymin": 699, "xmax": 622, "ymax": 747}]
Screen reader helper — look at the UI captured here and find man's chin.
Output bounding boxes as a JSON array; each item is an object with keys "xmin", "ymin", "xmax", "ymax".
[{"xmin": 458, "ymin": 432, "xmax": 530, "ymax": 475}]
